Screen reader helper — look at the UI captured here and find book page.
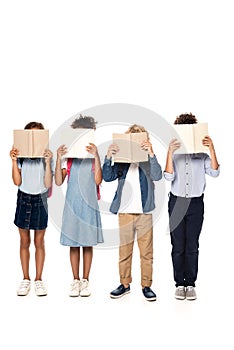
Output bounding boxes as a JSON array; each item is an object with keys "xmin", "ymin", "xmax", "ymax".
[
  {"xmin": 172, "ymin": 124, "xmax": 195, "ymax": 154},
  {"xmin": 193, "ymin": 122, "xmax": 208, "ymax": 153},
  {"xmin": 112, "ymin": 133, "xmax": 132, "ymax": 163},
  {"xmin": 61, "ymin": 128, "xmax": 95, "ymax": 158},
  {"xmin": 131, "ymin": 132, "xmax": 148, "ymax": 162},
  {"xmin": 13, "ymin": 130, "xmax": 31, "ymax": 157},
  {"xmin": 32, "ymin": 130, "xmax": 49, "ymax": 157}
]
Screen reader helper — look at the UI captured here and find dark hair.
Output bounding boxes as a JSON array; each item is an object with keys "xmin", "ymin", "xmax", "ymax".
[
  {"xmin": 174, "ymin": 113, "xmax": 198, "ymax": 125},
  {"xmin": 24, "ymin": 121, "xmax": 45, "ymax": 130},
  {"xmin": 71, "ymin": 114, "xmax": 97, "ymax": 129}
]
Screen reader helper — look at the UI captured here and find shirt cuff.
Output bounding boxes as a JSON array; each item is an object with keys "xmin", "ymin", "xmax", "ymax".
[{"xmin": 163, "ymin": 171, "xmax": 174, "ymax": 181}]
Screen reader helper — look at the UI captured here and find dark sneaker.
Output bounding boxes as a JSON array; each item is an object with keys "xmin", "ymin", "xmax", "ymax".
[
  {"xmin": 110, "ymin": 284, "xmax": 130, "ymax": 299},
  {"xmin": 142, "ymin": 287, "xmax": 157, "ymax": 301}
]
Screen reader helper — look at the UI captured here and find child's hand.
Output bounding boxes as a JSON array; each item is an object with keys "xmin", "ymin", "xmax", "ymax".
[
  {"xmin": 106, "ymin": 144, "xmax": 119, "ymax": 159},
  {"xmin": 44, "ymin": 149, "xmax": 53, "ymax": 163},
  {"xmin": 141, "ymin": 140, "xmax": 154, "ymax": 157},
  {"xmin": 86, "ymin": 143, "xmax": 98, "ymax": 157},
  {"xmin": 202, "ymin": 136, "xmax": 214, "ymax": 150},
  {"xmin": 10, "ymin": 147, "xmax": 19, "ymax": 160},
  {"xmin": 57, "ymin": 145, "xmax": 67, "ymax": 159},
  {"xmin": 168, "ymin": 139, "xmax": 181, "ymax": 154}
]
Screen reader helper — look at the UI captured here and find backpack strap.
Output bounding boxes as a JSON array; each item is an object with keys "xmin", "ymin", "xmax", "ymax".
[
  {"xmin": 67, "ymin": 158, "xmax": 73, "ymax": 180},
  {"xmin": 92, "ymin": 158, "xmax": 101, "ymax": 200}
]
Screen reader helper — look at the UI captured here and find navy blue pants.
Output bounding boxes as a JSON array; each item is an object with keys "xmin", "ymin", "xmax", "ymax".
[{"xmin": 168, "ymin": 192, "xmax": 204, "ymax": 287}]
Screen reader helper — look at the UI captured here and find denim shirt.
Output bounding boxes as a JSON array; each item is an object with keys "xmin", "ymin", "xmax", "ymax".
[{"xmin": 102, "ymin": 155, "xmax": 162, "ymax": 214}]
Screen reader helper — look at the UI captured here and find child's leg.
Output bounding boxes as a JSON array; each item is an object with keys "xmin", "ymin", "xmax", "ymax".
[
  {"xmin": 135, "ymin": 214, "xmax": 153, "ymax": 288},
  {"xmin": 118, "ymin": 214, "xmax": 135, "ymax": 287},
  {"xmin": 82, "ymin": 247, "xmax": 93, "ymax": 280},
  {"xmin": 184, "ymin": 196, "xmax": 204, "ymax": 287},
  {"xmin": 34, "ymin": 229, "xmax": 46, "ymax": 280},
  {"xmin": 70, "ymin": 247, "xmax": 80, "ymax": 280},
  {"xmin": 19, "ymin": 228, "xmax": 31, "ymax": 280}
]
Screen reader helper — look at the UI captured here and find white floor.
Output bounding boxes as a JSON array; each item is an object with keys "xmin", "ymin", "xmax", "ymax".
[{"xmin": 1, "ymin": 198, "xmax": 232, "ymax": 350}]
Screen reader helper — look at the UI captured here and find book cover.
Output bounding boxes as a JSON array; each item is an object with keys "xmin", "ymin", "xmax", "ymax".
[
  {"xmin": 13, "ymin": 129, "xmax": 49, "ymax": 157},
  {"xmin": 112, "ymin": 132, "xmax": 148, "ymax": 163},
  {"xmin": 60, "ymin": 128, "xmax": 95, "ymax": 158},
  {"xmin": 172, "ymin": 122, "xmax": 208, "ymax": 154}
]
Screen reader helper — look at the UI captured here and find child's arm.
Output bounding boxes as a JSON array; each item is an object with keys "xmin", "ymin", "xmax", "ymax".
[
  {"xmin": 202, "ymin": 136, "xmax": 219, "ymax": 170},
  {"xmin": 86, "ymin": 143, "xmax": 102, "ymax": 185},
  {"xmin": 164, "ymin": 139, "xmax": 181, "ymax": 174},
  {"xmin": 10, "ymin": 147, "xmax": 21, "ymax": 186},
  {"xmin": 43, "ymin": 149, "xmax": 53, "ymax": 188},
  {"xmin": 102, "ymin": 144, "xmax": 120, "ymax": 182},
  {"xmin": 141, "ymin": 140, "xmax": 162, "ymax": 180},
  {"xmin": 55, "ymin": 145, "xmax": 67, "ymax": 186}
]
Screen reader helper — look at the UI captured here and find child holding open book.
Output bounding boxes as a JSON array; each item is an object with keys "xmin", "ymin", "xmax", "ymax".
[
  {"xmin": 102, "ymin": 124, "xmax": 162, "ymax": 301},
  {"xmin": 164, "ymin": 113, "xmax": 220, "ymax": 300},
  {"xmin": 55, "ymin": 115, "xmax": 103, "ymax": 297},
  {"xmin": 10, "ymin": 121, "xmax": 53, "ymax": 296}
]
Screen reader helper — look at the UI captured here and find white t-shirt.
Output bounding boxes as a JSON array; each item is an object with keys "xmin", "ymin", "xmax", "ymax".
[{"xmin": 119, "ymin": 163, "xmax": 143, "ymax": 214}]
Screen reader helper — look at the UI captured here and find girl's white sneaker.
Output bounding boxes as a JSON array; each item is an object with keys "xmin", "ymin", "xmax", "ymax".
[{"xmin": 17, "ymin": 279, "xmax": 31, "ymax": 296}]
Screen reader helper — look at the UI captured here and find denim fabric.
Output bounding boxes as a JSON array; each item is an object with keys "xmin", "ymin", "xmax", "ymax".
[
  {"xmin": 168, "ymin": 192, "xmax": 204, "ymax": 287},
  {"xmin": 14, "ymin": 190, "xmax": 48, "ymax": 230},
  {"xmin": 60, "ymin": 159, "xmax": 103, "ymax": 247},
  {"xmin": 102, "ymin": 155, "xmax": 162, "ymax": 214}
]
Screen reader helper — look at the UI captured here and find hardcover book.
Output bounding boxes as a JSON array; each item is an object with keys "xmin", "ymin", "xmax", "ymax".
[
  {"xmin": 112, "ymin": 132, "xmax": 148, "ymax": 163},
  {"xmin": 13, "ymin": 129, "xmax": 49, "ymax": 157},
  {"xmin": 60, "ymin": 128, "xmax": 95, "ymax": 158},
  {"xmin": 172, "ymin": 122, "xmax": 208, "ymax": 154}
]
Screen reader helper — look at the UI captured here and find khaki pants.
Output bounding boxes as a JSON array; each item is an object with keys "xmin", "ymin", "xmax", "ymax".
[{"xmin": 118, "ymin": 213, "xmax": 153, "ymax": 287}]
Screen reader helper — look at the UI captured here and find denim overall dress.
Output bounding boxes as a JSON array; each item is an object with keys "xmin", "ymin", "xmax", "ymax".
[{"xmin": 60, "ymin": 158, "xmax": 103, "ymax": 247}]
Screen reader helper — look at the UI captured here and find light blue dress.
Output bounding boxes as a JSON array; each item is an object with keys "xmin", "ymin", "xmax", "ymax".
[{"xmin": 60, "ymin": 158, "xmax": 104, "ymax": 247}]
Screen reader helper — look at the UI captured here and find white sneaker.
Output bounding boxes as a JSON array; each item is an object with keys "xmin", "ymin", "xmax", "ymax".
[
  {"xmin": 34, "ymin": 280, "xmax": 47, "ymax": 296},
  {"xmin": 69, "ymin": 279, "xmax": 81, "ymax": 297},
  {"xmin": 17, "ymin": 279, "xmax": 31, "ymax": 296},
  {"xmin": 80, "ymin": 278, "xmax": 91, "ymax": 297}
]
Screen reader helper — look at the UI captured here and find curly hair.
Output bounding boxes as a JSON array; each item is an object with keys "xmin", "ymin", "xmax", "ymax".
[
  {"xmin": 174, "ymin": 113, "xmax": 198, "ymax": 125},
  {"xmin": 71, "ymin": 114, "xmax": 97, "ymax": 129},
  {"xmin": 24, "ymin": 122, "xmax": 44, "ymax": 129},
  {"xmin": 125, "ymin": 124, "xmax": 149, "ymax": 139}
]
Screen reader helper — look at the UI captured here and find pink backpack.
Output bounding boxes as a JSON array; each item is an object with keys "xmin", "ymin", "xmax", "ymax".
[{"xmin": 66, "ymin": 158, "xmax": 101, "ymax": 200}]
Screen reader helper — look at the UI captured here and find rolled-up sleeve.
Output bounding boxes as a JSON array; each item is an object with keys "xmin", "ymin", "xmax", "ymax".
[
  {"xmin": 102, "ymin": 156, "xmax": 119, "ymax": 182},
  {"xmin": 204, "ymin": 155, "xmax": 220, "ymax": 177},
  {"xmin": 149, "ymin": 155, "xmax": 162, "ymax": 181},
  {"xmin": 164, "ymin": 171, "xmax": 175, "ymax": 181}
]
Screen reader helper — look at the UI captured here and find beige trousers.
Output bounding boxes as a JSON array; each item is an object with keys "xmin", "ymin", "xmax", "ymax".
[{"xmin": 118, "ymin": 213, "xmax": 153, "ymax": 287}]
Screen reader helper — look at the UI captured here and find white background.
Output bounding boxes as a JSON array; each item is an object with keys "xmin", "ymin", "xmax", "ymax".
[{"xmin": 0, "ymin": 1, "xmax": 232, "ymax": 349}]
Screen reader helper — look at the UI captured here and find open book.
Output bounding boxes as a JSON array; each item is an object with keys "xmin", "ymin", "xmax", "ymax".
[
  {"xmin": 172, "ymin": 123, "xmax": 208, "ymax": 154},
  {"xmin": 13, "ymin": 129, "xmax": 49, "ymax": 157},
  {"xmin": 60, "ymin": 128, "xmax": 95, "ymax": 158},
  {"xmin": 112, "ymin": 132, "xmax": 148, "ymax": 163}
]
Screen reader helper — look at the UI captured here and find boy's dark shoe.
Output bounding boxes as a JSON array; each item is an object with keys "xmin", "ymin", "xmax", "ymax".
[
  {"xmin": 110, "ymin": 284, "xmax": 130, "ymax": 299},
  {"xmin": 142, "ymin": 287, "xmax": 157, "ymax": 301}
]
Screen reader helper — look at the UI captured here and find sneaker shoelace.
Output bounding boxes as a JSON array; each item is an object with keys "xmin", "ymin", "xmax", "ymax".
[
  {"xmin": 19, "ymin": 280, "xmax": 30, "ymax": 290},
  {"xmin": 70, "ymin": 280, "xmax": 80, "ymax": 291},
  {"xmin": 81, "ymin": 280, "xmax": 88, "ymax": 290},
  {"xmin": 187, "ymin": 286, "xmax": 194, "ymax": 291},
  {"xmin": 35, "ymin": 281, "xmax": 46, "ymax": 291}
]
